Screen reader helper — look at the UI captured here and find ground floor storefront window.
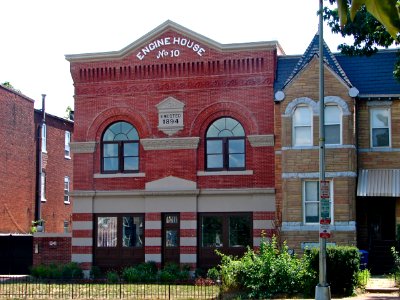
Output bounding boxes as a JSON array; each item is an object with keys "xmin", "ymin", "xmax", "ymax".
[
  {"xmin": 198, "ymin": 212, "xmax": 252, "ymax": 269},
  {"xmin": 94, "ymin": 214, "xmax": 144, "ymax": 270}
]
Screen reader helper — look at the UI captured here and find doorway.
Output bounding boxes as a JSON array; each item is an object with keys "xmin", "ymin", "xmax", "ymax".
[
  {"xmin": 162, "ymin": 213, "xmax": 180, "ymax": 266},
  {"xmin": 356, "ymin": 197, "xmax": 396, "ymax": 274}
]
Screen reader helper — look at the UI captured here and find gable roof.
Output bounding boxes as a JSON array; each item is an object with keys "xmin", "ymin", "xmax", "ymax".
[
  {"xmin": 66, "ymin": 20, "xmax": 283, "ymax": 62},
  {"xmin": 278, "ymin": 33, "xmax": 352, "ymax": 90},
  {"xmin": 275, "ymin": 34, "xmax": 400, "ymax": 98}
]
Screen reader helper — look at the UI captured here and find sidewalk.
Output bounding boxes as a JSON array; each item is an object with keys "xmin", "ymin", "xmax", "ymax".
[{"xmin": 339, "ymin": 276, "xmax": 399, "ymax": 299}]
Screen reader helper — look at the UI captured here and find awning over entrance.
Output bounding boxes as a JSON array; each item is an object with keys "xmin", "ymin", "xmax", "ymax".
[{"xmin": 357, "ymin": 169, "xmax": 400, "ymax": 197}]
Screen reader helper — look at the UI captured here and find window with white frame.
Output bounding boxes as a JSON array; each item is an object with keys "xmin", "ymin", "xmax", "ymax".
[
  {"xmin": 293, "ymin": 105, "xmax": 312, "ymax": 146},
  {"xmin": 370, "ymin": 107, "xmax": 390, "ymax": 147},
  {"xmin": 41, "ymin": 124, "xmax": 47, "ymax": 152},
  {"xmin": 324, "ymin": 104, "xmax": 341, "ymax": 145},
  {"xmin": 303, "ymin": 180, "xmax": 333, "ymax": 224},
  {"xmin": 41, "ymin": 172, "xmax": 46, "ymax": 202},
  {"xmin": 65, "ymin": 131, "xmax": 71, "ymax": 158},
  {"xmin": 64, "ymin": 176, "xmax": 70, "ymax": 204}
]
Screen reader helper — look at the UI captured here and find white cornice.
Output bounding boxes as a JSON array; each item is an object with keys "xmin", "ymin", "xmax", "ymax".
[
  {"xmin": 71, "ymin": 187, "xmax": 275, "ymax": 198},
  {"xmin": 197, "ymin": 170, "xmax": 253, "ymax": 176},
  {"xmin": 141, "ymin": 137, "xmax": 200, "ymax": 150},
  {"xmin": 247, "ymin": 135, "xmax": 274, "ymax": 147},
  {"xmin": 94, "ymin": 173, "xmax": 145, "ymax": 178},
  {"xmin": 70, "ymin": 142, "xmax": 97, "ymax": 154},
  {"xmin": 65, "ymin": 20, "xmax": 282, "ymax": 62}
]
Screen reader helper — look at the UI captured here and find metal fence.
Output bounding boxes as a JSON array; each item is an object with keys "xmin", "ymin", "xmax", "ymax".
[{"xmin": 0, "ymin": 276, "xmax": 221, "ymax": 299}]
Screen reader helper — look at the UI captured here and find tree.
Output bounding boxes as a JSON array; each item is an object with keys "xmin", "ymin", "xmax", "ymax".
[
  {"xmin": 336, "ymin": 0, "xmax": 400, "ymax": 39},
  {"xmin": 65, "ymin": 105, "xmax": 74, "ymax": 120},
  {"xmin": 324, "ymin": 0, "xmax": 400, "ymax": 80}
]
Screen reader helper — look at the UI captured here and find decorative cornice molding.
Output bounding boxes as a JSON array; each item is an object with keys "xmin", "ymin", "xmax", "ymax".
[
  {"xmin": 71, "ymin": 187, "xmax": 274, "ymax": 198},
  {"xmin": 366, "ymin": 100, "xmax": 393, "ymax": 107},
  {"xmin": 282, "ymin": 221, "xmax": 356, "ymax": 232},
  {"xmin": 282, "ymin": 144, "xmax": 356, "ymax": 151},
  {"xmin": 156, "ymin": 96, "xmax": 185, "ymax": 110},
  {"xmin": 358, "ymin": 148, "xmax": 400, "ymax": 152},
  {"xmin": 94, "ymin": 173, "xmax": 145, "ymax": 179},
  {"xmin": 141, "ymin": 137, "xmax": 200, "ymax": 150},
  {"xmin": 70, "ymin": 142, "xmax": 97, "ymax": 154},
  {"xmin": 197, "ymin": 170, "xmax": 253, "ymax": 176},
  {"xmin": 74, "ymin": 76, "xmax": 271, "ymax": 95},
  {"xmin": 247, "ymin": 135, "xmax": 274, "ymax": 147},
  {"xmin": 282, "ymin": 171, "xmax": 357, "ymax": 179},
  {"xmin": 199, "ymin": 188, "xmax": 275, "ymax": 195}
]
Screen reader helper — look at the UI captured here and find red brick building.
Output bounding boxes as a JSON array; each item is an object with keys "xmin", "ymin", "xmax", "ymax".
[
  {"xmin": 0, "ymin": 84, "xmax": 73, "ymax": 234},
  {"xmin": 0, "ymin": 85, "xmax": 36, "ymax": 234},
  {"xmin": 0, "ymin": 84, "xmax": 74, "ymax": 273},
  {"xmin": 66, "ymin": 21, "xmax": 279, "ymax": 273},
  {"xmin": 34, "ymin": 109, "xmax": 74, "ymax": 233}
]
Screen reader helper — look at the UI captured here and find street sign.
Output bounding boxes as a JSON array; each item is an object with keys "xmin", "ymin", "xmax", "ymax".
[
  {"xmin": 320, "ymin": 180, "xmax": 330, "ymax": 199},
  {"xmin": 320, "ymin": 199, "xmax": 330, "ymax": 219},
  {"xmin": 320, "ymin": 223, "xmax": 331, "ymax": 238}
]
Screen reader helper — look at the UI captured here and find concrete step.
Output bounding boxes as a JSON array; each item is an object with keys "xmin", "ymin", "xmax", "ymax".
[{"xmin": 365, "ymin": 277, "xmax": 399, "ymax": 294}]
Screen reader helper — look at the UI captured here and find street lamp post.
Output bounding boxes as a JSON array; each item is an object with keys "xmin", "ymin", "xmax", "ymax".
[{"xmin": 315, "ymin": 1, "xmax": 331, "ymax": 299}]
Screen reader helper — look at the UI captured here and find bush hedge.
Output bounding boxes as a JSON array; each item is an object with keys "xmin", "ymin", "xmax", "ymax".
[
  {"xmin": 31, "ymin": 262, "xmax": 83, "ymax": 279},
  {"xmin": 218, "ymin": 237, "xmax": 316, "ymax": 298},
  {"xmin": 306, "ymin": 245, "xmax": 361, "ymax": 296}
]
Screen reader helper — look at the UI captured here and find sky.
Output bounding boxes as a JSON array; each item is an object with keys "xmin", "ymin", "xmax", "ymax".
[{"xmin": 0, "ymin": 0, "xmax": 354, "ymax": 118}]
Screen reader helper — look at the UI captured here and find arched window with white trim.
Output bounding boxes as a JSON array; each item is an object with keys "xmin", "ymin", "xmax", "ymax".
[
  {"xmin": 101, "ymin": 121, "xmax": 139, "ymax": 173},
  {"xmin": 205, "ymin": 117, "xmax": 245, "ymax": 171}
]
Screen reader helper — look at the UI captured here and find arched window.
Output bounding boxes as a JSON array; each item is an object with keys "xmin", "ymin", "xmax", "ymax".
[
  {"xmin": 293, "ymin": 105, "xmax": 312, "ymax": 146},
  {"xmin": 102, "ymin": 121, "xmax": 139, "ymax": 173},
  {"xmin": 205, "ymin": 117, "xmax": 245, "ymax": 171},
  {"xmin": 324, "ymin": 104, "xmax": 342, "ymax": 145}
]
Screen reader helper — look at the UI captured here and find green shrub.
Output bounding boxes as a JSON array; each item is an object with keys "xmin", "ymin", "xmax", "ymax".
[
  {"xmin": 31, "ymin": 263, "xmax": 83, "ymax": 279},
  {"xmin": 106, "ymin": 270, "xmax": 119, "ymax": 283},
  {"xmin": 391, "ymin": 246, "xmax": 400, "ymax": 283},
  {"xmin": 121, "ymin": 262, "xmax": 158, "ymax": 283},
  {"xmin": 306, "ymin": 245, "xmax": 360, "ymax": 296},
  {"xmin": 159, "ymin": 262, "xmax": 190, "ymax": 282},
  {"xmin": 30, "ymin": 264, "xmax": 49, "ymax": 278},
  {"xmin": 218, "ymin": 236, "xmax": 316, "ymax": 298},
  {"xmin": 61, "ymin": 262, "xmax": 83, "ymax": 279},
  {"xmin": 207, "ymin": 267, "xmax": 220, "ymax": 281},
  {"xmin": 122, "ymin": 267, "xmax": 142, "ymax": 283},
  {"xmin": 356, "ymin": 269, "xmax": 370, "ymax": 289},
  {"xmin": 90, "ymin": 266, "xmax": 103, "ymax": 279}
]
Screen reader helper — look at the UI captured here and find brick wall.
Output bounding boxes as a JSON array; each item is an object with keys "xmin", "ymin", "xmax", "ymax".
[
  {"xmin": 0, "ymin": 86, "xmax": 36, "ymax": 233},
  {"xmin": 276, "ymin": 56, "xmax": 357, "ymax": 251},
  {"xmin": 70, "ymin": 29, "xmax": 277, "ymax": 192},
  {"xmin": 34, "ymin": 112, "xmax": 74, "ymax": 233},
  {"xmin": 358, "ymin": 100, "xmax": 400, "ymax": 169},
  {"xmin": 33, "ymin": 233, "xmax": 72, "ymax": 266}
]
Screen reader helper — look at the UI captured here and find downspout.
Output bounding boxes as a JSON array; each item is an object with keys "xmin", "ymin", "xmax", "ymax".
[{"xmin": 34, "ymin": 94, "xmax": 46, "ymax": 222}]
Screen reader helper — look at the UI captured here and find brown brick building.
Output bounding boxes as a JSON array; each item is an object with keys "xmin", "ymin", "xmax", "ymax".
[
  {"xmin": 274, "ymin": 35, "xmax": 400, "ymax": 273},
  {"xmin": 66, "ymin": 21, "xmax": 279, "ymax": 273}
]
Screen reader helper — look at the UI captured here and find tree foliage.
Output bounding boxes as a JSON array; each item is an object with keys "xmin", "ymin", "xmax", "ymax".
[
  {"xmin": 325, "ymin": 0, "xmax": 400, "ymax": 80},
  {"xmin": 336, "ymin": 0, "xmax": 400, "ymax": 39}
]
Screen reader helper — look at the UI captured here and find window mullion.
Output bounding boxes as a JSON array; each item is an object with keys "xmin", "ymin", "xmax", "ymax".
[
  {"xmin": 224, "ymin": 138, "xmax": 229, "ymax": 170},
  {"xmin": 119, "ymin": 141, "xmax": 124, "ymax": 173}
]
